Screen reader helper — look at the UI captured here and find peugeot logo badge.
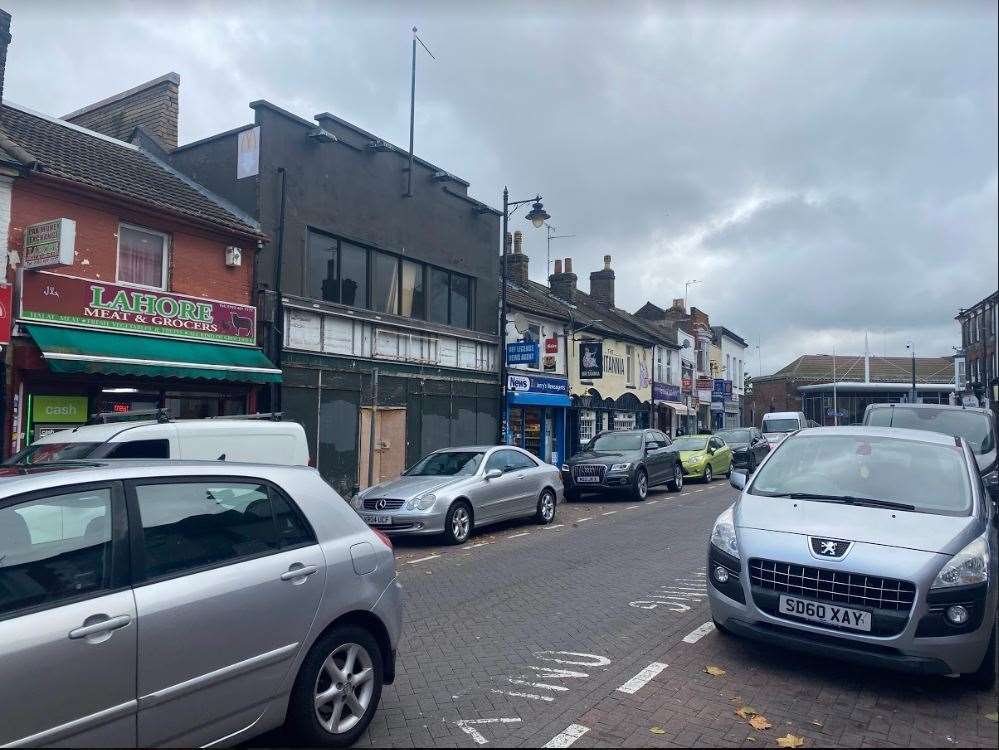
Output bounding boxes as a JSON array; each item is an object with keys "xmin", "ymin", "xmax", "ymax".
[
  {"xmin": 375, "ymin": 499, "xmax": 388, "ymax": 511},
  {"xmin": 809, "ymin": 537, "xmax": 852, "ymax": 559}
]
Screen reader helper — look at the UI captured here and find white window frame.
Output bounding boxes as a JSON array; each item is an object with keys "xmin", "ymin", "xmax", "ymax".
[
  {"xmin": 116, "ymin": 222, "xmax": 170, "ymax": 291},
  {"xmin": 578, "ymin": 410, "xmax": 597, "ymax": 443},
  {"xmin": 614, "ymin": 412, "xmax": 636, "ymax": 431}
]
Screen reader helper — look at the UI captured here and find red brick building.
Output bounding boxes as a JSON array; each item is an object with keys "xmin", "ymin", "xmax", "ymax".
[{"xmin": 0, "ymin": 27, "xmax": 275, "ymax": 455}]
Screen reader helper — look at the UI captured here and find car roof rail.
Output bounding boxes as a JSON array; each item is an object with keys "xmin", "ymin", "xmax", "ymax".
[
  {"xmin": 88, "ymin": 408, "xmax": 171, "ymax": 425},
  {"xmin": 207, "ymin": 412, "xmax": 284, "ymax": 421}
]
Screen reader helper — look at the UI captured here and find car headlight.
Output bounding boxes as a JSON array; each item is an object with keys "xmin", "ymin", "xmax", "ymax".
[
  {"xmin": 932, "ymin": 535, "xmax": 990, "ymax": 589},
  {"xmin": 350, "ymin": 494, "xmax": 363, "ymax": 509},
  {"xmin": 561, "ymin": 464, "xmax": 570, "ymax": 472},
  {"xmin": 404, "ymin": 493, "xmax": 437, "ymax": 511},
  {"xmin": 686, "ymin": 455, "xmax": 704, "ymax": 465},
  {"xmin": 710, "ymin": 505, "xmax": 739, "ymax": 558},
  {"xmin": 610, "ymin": 462, "xmax": 631, "ymax": 472}
]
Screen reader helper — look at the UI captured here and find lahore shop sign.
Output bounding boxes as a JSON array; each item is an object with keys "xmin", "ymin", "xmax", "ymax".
[{"xmin": 20, "ymin": 271, "xmax": 257, "ymax": 346}]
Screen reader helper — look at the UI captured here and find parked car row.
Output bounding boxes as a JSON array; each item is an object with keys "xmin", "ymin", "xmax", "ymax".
[{"xmin": 708, "ymin": 403, "xmax": 999, "ymax": 690}]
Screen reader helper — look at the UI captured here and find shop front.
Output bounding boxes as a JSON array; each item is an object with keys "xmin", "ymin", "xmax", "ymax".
[
  {"xmin": 7, "ymin": 272, "xmax": 280, "ymax": 454},
  {"xmin": 506, "ymin": 372, "xmax": 569, "ymax": 466},
  {"xmin": 652, "ymin": 381, "xmax": 687, "ymax": 437}
]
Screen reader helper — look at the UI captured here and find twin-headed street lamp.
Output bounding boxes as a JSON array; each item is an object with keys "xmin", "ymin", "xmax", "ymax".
[{"xmin": 498, "ymin": 188, "xmax": 550, "ymax": 443}]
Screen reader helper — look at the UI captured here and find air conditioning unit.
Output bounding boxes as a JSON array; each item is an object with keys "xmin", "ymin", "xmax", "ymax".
[{"xmin": 225, "ymin": 246, "xmax": 242, "ymax": 267}]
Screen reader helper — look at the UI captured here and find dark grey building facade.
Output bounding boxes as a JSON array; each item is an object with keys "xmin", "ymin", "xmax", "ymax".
[{"xmin": 170, "ymin": 100, "xmax": 502, "ymax": 495}]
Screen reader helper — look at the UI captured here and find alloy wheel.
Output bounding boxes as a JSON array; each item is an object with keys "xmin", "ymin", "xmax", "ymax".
[
  {"xmin": 314, "ymin": 642, "xmax": 375, "ymax": 735},
  {"xmin": 674, "ymin": 466, "xmax": 683, "ymax": 490},
  {"xmin": 452, "ymin": 506, "xmax": 470, "ymax": 542},
  {"xmin": 704, "ymin": 465, "xmax": 712, "ymax": 483},
  {"xmin": 540, "ymin": 491, "xmax": 555, "ymax": 521},
  {"xmin": 637, "ymin": 471, "xmax": 648, "ymax": 498}
]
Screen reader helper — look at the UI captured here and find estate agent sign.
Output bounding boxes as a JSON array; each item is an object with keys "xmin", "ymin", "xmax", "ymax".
[
  {"xmin": 24, "ymin": 218, "xmax": 76, "ymax": 269},
  {"xmin": 20, "ymin": 271, "xmax": 257, "ymax": 346}
]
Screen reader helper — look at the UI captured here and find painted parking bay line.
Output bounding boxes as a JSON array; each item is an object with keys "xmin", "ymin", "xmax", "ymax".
[
  {"xmin": 601, "ymin": 510, "xmax": 618, "ymax": 516},
  {"xmin": 682, "ymin": 622, "xmax": 716, "ymax": 644},
  {"xmin": 507, "ymin": 532, "xmax": 530, "ymax": 539},
  {"xmin": 575, "ymin": 516, "xmax": 593, "ymax": 522},
  {"xmin": 543, "ymin": 523, "xmax": 565, "ymax": 530},
  {"xmin": 455, "ymin": 717, "xmax": 522, "ymax": 745},
  {"xmin": 405, "ymin": 554, "xmax": 441, "ymax": 565},
  {"xmin": 617, "ymin": 661, "xmax": 668, "ymax": 694},
  {"xmin": 543, "ymin": 724, "xmax": 590, "ymax": 748}
]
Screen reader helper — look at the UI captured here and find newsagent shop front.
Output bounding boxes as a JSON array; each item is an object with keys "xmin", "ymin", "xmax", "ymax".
[{"xmin": 5, "ymin": 271, "xmax": 281, "ymax": 456}]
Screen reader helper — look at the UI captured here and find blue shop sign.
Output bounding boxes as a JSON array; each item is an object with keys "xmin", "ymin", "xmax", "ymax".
[
  {"xmin": 712, "ymin": 378, "xmax": 726, "ymax": 396},
  {"xmin": 653, "ymin": 382, "xmax": 682, "ymax": 402},
  {"xmin": 506, "ymin": 341, "xmax": 539, "ymax": 366},
  {"xmin": 507, "ymin": 373, "xmax": 571, "ymax": 407}
]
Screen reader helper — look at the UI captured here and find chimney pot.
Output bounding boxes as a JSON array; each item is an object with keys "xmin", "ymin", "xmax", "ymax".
[
  {"xmin": 603, "ymin": 254, "xmax": 611, "ymax": 270},
  {"xmin": 513, "ymin": 230, "xmax": 523, "ymax": 255},
  {"xmin": 554, "ymin": 258, "xmax": 563, "ymax": 274},
  {"xmin": 590, "ymin": 254, "xmax": 616, "ymax": 307},
  {"xmin": 564, "ymin": 257, "xmax": 573, "ymax": 274}
]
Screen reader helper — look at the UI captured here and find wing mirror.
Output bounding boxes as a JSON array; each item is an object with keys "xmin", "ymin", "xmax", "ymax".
[
  {"xmin": 730, "ymin": 470, "xmax": 747, "ymax": 490},
  {"xmin": 484, "ymin": 468, "xmax": 503, "ymax": 480},
  {"xmin": 985, "ymin": 472, "xmax": 999, "ymax": 501}
]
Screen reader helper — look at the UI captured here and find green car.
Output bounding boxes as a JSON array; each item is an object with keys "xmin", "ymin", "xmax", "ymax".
[{"xmin": 673, "ymin": 434, "xmax": 733, "ymax": 482}]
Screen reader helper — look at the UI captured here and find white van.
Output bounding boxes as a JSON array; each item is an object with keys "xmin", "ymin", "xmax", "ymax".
[
  {"xmin": 7, "ymin": 414, "xmax": 310, "ymax": 466},
  {"xmin": 760, "ymin": 410, "xmax": 807, "ymax": 448}
]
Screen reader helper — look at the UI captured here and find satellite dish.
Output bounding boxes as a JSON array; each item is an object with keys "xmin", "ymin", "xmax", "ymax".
[{"xmin": 512, "ymin": 313, "xmax": 530, "ymax": 334}]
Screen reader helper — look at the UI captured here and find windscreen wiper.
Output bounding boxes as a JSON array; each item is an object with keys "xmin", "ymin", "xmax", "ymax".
[{"xmin": 785, "ymin": 492, "xmax": 915, "ymax": 511}]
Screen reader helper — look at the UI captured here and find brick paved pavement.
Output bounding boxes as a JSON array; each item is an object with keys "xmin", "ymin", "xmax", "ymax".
[{"xmin": 253, "ymin": 479, "xmax": 999, "ymax": 748}]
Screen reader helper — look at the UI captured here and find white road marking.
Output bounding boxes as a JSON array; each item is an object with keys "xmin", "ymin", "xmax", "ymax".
[
  {"xmin": 601, "ymin": 510, "xmax": 617, "ymax": 516},
  {"xmin": 469, "ymin": 542, "xmax": 492, "ymax": 548},
  {"xmin": 543, "ymin": 724, "xmax": 590, "ymax": 748},
  {"xmin": 617, "ymin": 662, "xmax": 668, "ymax": 694},
  {"xmin": 536, "ymin": 651, "xmax": 611, "ymax": 667},
  {"xmin": 455, "ymin": 718, "xmax": 522, "ymax": 745},
  {"xmin": 508, "ymin": 678, "xmax": 569, "ymax": 692},
  {"xmin": 491, "ymin": 688, "xmax": 553, "ymax": 702},
  {"xmin": 625, "ymin": 505, "xmax": 639, "ymax": 510},
  {"xmin": 405, "ymin": 554, "xmax": 441, "ymax": 565},
  {"xmin": 682, "ymin": 622, "xmax": 716, "ymax": 643},
  {"xmin": 692, "ymin": 489, "xmax": 704, "ymax": 492},
  {"xmin": 544, "ymin": 524, "xmax": 565, "ymax": 530},
  {"xmin": 648, "ymin": 500, "xmax": 659, "ymax": 504},
  {"xmin": 575, "ymin": 517, "xmax": 593, "ymax": 522},
  {"xmin": 507, "ymin": 532, "xmax": 530, "ymax": 538},
  {"xmin": 526, "ymin": 665, "xmax": 589, "ymax": 679}
]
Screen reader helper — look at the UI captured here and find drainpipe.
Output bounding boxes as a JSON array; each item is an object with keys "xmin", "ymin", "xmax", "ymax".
[{"xmin": 271, "ymin": 167, "xmax": 288, "ymax": 412}]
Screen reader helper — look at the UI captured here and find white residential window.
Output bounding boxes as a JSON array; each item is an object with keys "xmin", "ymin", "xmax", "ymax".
[
  {"xmin": 578, "ymin": 410, "xmax": 597, "ymax": 443},
  {"xmin": 614, "ymin": 412, "xmax": 636, "ymax": 430},
  {"xmin": 726, "ymin": 354, "xmax": 731, "ymax": 376},
  {"xmin": 667, "ymin": 351, "xmax": 674, "ymax": 384},
  {"xmin": 118, "ymin": 223, "xmax": 169, "ymax": 289}
]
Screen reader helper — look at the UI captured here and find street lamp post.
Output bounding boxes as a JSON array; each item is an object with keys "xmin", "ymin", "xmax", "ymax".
[
  {"xmin": 906, "ymin": 342, "xmax": 917, "ymax": 403},
  {"xmin": 498, "ymin": 188, "xmax": 550, "ymax": 444}
]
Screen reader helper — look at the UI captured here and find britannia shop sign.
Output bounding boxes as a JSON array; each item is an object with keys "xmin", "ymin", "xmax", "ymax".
[{"xmin": 20, "ymin": 271, "xmax": 257, "ymax": 346}]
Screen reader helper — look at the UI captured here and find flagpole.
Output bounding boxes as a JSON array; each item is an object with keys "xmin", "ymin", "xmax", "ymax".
[{"xmin": 407, "ymin": 26, "xmax": 416, "ymax": 198}]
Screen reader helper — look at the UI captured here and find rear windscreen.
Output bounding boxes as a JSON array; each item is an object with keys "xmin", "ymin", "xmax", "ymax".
[
  {"xmin": 762, "ymin": 418, "xmax": 798, "ymax": 434},
  {"xmin": 867, "ymin": 408, "xmax": 993, "ymax": 454},
  {"xmin": 5, "ymin": 442, "xmax": 101, "ymax": 465}
]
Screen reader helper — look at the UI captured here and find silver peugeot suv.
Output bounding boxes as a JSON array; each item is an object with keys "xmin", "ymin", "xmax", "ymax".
[
  {"xmin": 708, "ymin": 426, "xmax": 997, "ymax": 687},
  {"xmin": 0, "ymin": 461, "xmax": 403, "ymax": 747}
]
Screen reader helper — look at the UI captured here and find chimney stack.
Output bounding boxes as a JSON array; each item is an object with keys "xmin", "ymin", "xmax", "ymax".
[
  {"xmin": 507, "ymin": 230, "xmax": 529, "ymax": 285},
  {"xmin": 589, "ymin": 254, "xmax": 616, "ymax": 307},
  {"xmin": 549, "ymin": 256, "xmax": 577, "ymax": 302},
  {"xmin": 63, "ymin": 72, "xmax": 181, "ymax": 149},
  {"xmin": 0, "ymin": 10, "xmax": 11, "ymax": 105},
  {"xmin": 671, "ymin": 298, "xmax": 686, "ymax": 313}
]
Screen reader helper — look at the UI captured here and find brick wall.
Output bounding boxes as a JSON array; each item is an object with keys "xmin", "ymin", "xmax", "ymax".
[
  {"xmin": 65, "ymin": 73, "xmax": 179, "ymax": 149},
  {"xmin": 8, "ymin": 180, "xmax": 253, "ymax": 302},
  {"xmin": 743, "ymin": 378, "xmax": 801, "ymax": 426}
]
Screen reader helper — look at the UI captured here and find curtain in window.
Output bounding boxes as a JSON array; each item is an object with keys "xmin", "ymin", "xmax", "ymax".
[{"xmin": 119, "ymin": 226, "xmax": 165, "ymax": 288}]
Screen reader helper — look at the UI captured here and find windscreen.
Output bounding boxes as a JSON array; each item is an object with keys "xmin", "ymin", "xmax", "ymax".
[
  {"xmin": 405, "ymin": 451, "xmax": 484, "ymax": 476},
  {"xmin": 716, "ymin": 430, "xmax": 751, "ymax": 444},
  {"xmin": 588, "ymin": 433, "xmax": 643, "ymax": 451},
  {"xmin": 762, "ymin": 418, "xmax": 799, "ymax": 434},
  {"xmin": 867, "ymin": 407, "xmax": 994, "ymax": 454},
  {"xmin": 749, "ymin": 434, "xmax": 972, "ymax": 515},
  {"xmin": 672, "ymin": 437, "xmax": 708, "ymax": 451},
  {"xmin": 5, "ymin": 442, "xmax": 101, "ymax": 465}
]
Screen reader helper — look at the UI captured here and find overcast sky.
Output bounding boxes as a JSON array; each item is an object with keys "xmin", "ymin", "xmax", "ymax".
[{"xmin": 5, "ymin": 0, "xmax": 996, "ymax": 375}]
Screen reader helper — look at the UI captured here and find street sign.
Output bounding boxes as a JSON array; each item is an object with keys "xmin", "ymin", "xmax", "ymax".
[
  {"xmin": 826, "ymin": 408, "xmax": 848, "ymax": 418},
  {"xmin": 24, "ymin": 218, "xmax": 76, "ymax": 269}
]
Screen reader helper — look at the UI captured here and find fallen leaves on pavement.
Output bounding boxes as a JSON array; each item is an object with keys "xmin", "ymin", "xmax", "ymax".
[
  {"xmin": 704, "ymin": 665, "xmax": 726, "ymax": 676},
  {"xmin": 986, "ymin": 713, "xmax": 998, "ymax": 723},
  {"xmin": 777, "ymin": 734, "xmax": 805, "ymax": 748},
  {"xmin": 748, "ymin": 715, "xmax": 772, "ymax": 731},
  {"xmin": 735, "ymin": 706, "xmax": 758, "ymax": 719},
  {"xmin": 649, "ymin": 727, "xmax": 666, "ymax": 735}
]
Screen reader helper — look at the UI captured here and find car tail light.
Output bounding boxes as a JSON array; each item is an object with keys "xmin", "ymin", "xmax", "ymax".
[{"xmin": 372, "ymin": 528, "xmax": 393, "ymax": 550}]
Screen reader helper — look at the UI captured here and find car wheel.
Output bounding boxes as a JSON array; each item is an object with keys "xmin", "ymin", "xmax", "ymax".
[
  {"xmin": 535, "ymin": 488, "xmax": 557, "ymax": 524},
  {"xmin": 703, "ymin": 465, "xmax": 713, "ymax": 483},
  {"xmin": 632, "ymin": 469, "xmax": 649, "ymax": 500},
  {"xmin": 287, "ymin": 625, "xmax": 384, "ymax": 747},
  {"xmin": 724, "ymin": 461, "xmax": 732, "ymax": 478},
  {"xmin": 967, "ymin": 619, "xmax": 997, "ymax": 690},
  {"xmin": 443, "ymin": 501, "xmax": 473, "ymax": 545},
  {"xmin": 667, "ymin": 464, "xmax": 683, "ymax": 492}
]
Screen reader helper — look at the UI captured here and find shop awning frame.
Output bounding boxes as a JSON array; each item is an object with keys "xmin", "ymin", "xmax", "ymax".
[
  {"xmin": 660, "ymin": 401, "xmax": 690, "ymax": 415},
  {"xmin": 25, "ymin": 324, "xmax": 282, "ymax": 384}
]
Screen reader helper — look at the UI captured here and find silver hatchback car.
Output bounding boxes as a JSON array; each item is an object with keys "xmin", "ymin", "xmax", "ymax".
[
  {"xmin": 708, "ymin": 426, "xmax": 998, "ymax": 687},
  {"xmin": 352, "ymin": 446, "xmax": 563, "ymax": 544},
  {"xmin": 0, "ymin": 461, "xmax": 402, "ymax": 747}
]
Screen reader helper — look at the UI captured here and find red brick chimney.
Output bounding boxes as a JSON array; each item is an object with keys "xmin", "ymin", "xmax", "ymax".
[
  {"xmin": 507, "ymin": 230, "xmax": 529, "ymax": 285},
  {"xmin": 549, "ymin": 256, "xmax": 577, "ymax": 302},
  {"xmin": 63, "ymin": 72, "xmax": 180, "ymax": 149}
]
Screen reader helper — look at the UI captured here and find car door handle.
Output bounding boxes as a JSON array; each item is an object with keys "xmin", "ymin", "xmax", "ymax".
[
  {"xmin": 69, "ymin": 614, "xmax": 131, "ymax": 640},
  {"xmin": 281, "ymin": 564, "xmax": 319, "ymax": 581}
]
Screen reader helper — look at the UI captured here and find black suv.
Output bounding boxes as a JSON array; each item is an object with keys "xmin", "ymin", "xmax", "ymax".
[
  {"xmin": 863, "ymin": 403, "xmax": 998, "ymax": 498},
  {"xmin": 714, "ymin": 427, "xmax": 770, "ymax": 472},
  {"xmin": 562, "ymin": 429, "xmax": 683, "ymax": 501}
]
